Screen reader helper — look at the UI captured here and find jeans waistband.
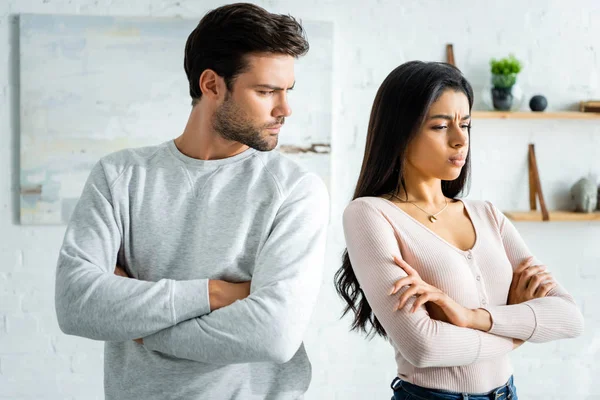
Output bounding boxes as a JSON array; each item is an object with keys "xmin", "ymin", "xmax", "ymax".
[{"xmin": 391, "ymin": 376, "xmax": 514, "ymax": 399}]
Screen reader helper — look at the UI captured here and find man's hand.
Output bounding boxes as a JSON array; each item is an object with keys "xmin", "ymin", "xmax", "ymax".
[
  {"xmin": 115, "ymin": 267, "xmax": 251, "ymax": 340},
  {"xmin": 209, "ymin": 280, "xmax": 251, "ymax": 311},
  {"xmin": 114, "ymin": 265, "xmax": 129, "ymax": 278},
  {"xmin": 508, "ymin": 257, "xmax": 556, "ymax": 305}
]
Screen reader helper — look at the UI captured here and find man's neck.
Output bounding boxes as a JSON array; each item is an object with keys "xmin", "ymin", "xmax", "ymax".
[{"xmin": 175, "ymin": 106, "xmax": 249, "ymax": 161}]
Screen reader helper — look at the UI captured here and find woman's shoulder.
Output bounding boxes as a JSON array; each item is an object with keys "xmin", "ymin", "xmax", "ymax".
[
  {"xmin": 460, "ymin": 198, "xmax": 504, "ymax": 226},
  {"xmin": 343, "ymin": 197, "xmax": 404, "ymax": 237},
  {"xmin": 345, "ymin": 196, "xmax": 396, "ymax": 213},
  {"xmin": 459, "ymin": 198, "xmax": 497, "ymax": 212},
  {"xmin": 343, "ymin": 196, "xmax": 396, "ymax": 220},
  {"xmin": 347, "ymin": 196, "xmax": 388, "ymax": 207}
]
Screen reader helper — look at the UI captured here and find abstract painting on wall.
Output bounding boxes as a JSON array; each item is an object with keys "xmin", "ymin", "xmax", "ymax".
[{"xmin": 19, "ymin": 14, "xmax": 333, "ymax": 224}]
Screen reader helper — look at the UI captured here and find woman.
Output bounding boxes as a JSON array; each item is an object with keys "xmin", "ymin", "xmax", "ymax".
[{"xmin": 335, "ymin": 61, "xmax": 584, "ymax": 400}]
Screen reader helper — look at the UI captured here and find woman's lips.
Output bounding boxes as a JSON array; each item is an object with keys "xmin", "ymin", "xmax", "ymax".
[{"xmin": 449, "ymin": 155, "xmax": 466, "ymax": 167}]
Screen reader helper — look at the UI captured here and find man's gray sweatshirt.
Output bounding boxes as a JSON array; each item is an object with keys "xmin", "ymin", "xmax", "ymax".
[{"xmin": 55, "ymin": 140, "xmax": 329, "ymax": 399}]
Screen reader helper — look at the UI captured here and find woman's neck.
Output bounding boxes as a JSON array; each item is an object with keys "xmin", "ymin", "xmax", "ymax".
[{"xmin": 393, "ymin": 177, "xmax": 447, "ymax": 207}]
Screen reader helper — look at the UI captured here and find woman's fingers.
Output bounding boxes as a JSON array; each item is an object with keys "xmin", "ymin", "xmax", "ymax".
[
  {"xmin": 397, "ymin": 285, "xmax": 421, "ymax": 310},
  {"xmin": 393, "ymin": 256, "xmax": 418, "ymax": 276},
  {"xmin": 535, "ymin": 281, "xmax": 557, "ymax": 298},
  {"xmin": 514, "ymin": 256, "xmax": 535, "ymax": 275},
  {"xmin": 396, "ymin": 284, "xmax": 445, "ymax": 312},
  {"xmin": 526, "ymin": 272, "xmax": 553, "ymax": 295},
  {"xmin": 390, "ymin": 276, "xmax": 414, "ymax": 295},
  {"xmin": 508, "ymin": 257, "xmax": 534, "ymax": 304},
  {"xmin": 411, "ymin": 292, "xmax": 441, "ymax": 312},
  {"xmin": 391, "ymin": 256, "xmax": 441, "ymax": 312},
  {"xmin": 518, "ymin": 265, "xmax": 547, "ymax": 288}
]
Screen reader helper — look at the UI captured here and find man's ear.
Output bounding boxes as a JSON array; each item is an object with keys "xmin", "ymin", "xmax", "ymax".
[{"xmin": 199, "ymin": 69, "xmax": 226, "ymax": 100}]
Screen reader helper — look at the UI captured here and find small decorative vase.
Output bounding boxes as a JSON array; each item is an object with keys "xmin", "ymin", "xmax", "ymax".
[
  {"xmin": 492, "ymin": 86, "xmax": 514, "ymax": 111},
  {"xmin": 483, "ymin": 73, "xmax": 524, "ymax": 111}
]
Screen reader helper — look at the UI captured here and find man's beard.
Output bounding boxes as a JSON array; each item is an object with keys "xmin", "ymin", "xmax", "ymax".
[{"xmin": 213, "ymin": 95, "xmax": 284, "ymax": 152}]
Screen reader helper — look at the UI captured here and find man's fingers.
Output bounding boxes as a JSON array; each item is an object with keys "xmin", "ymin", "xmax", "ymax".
[{"xmin": 114, "ymin": 265, "xmax": 128, "ymax": 278}]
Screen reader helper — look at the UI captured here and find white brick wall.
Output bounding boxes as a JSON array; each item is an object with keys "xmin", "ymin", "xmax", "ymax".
[{"xmin": 1, "ymin": 1, "xmax": 599, "ymax": 399}]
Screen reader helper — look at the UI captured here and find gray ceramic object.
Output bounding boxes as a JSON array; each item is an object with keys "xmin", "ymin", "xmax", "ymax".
[{"xmin": 570, "ymin": 177, "xmax": 597, "ymax": 213}]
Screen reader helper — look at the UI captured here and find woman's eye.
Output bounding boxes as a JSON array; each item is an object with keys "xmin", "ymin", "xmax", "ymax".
[
  {"xmin": 432, "ymin": 126, "xmax": 447, "ymax": 130},
  {"xmin": 461, "ymin": 125, "xmax": 471, "ymax": 129}
]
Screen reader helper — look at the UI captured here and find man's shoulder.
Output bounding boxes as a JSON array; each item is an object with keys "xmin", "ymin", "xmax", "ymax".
[
  {"xmin": 96, "ymin": 142, "xmax": 167, "ymax": 183},
  {"xmin": 100, "ymin": 142, "xmax": 165, "ymax": 167},
  {"xmin": 254, "ymin": 151, "xmax": 326, "ymax": 198}
]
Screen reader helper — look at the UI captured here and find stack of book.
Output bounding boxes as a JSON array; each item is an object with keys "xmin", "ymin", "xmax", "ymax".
[{"xmin": 579, "ymin": 100, "xmax": 600, "ymax": 113}]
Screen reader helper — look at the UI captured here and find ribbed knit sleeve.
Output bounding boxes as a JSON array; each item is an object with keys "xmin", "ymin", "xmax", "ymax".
[{"xmin": 482, "ymin": 202, "xmax": 584, "ymax": 342}]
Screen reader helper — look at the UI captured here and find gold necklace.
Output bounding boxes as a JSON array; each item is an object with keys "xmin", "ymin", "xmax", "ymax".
[{"xmin": 391, "ymin": 194, "xmax": 449, "ymax": 223}]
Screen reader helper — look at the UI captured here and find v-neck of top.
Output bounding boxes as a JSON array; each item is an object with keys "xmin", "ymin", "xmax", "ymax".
[{"xmin": 380, "ymin": 197, "xmax": 479, "ymax": 255}]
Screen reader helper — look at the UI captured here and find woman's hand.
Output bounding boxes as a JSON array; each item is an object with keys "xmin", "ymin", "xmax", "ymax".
[
  {"xmin": 508, "ymin": 257, "xmax": 556, "ymax": 305},
  {"xmin": 390, "ymin": 256, "xmax": 473, "ymax": 328}
]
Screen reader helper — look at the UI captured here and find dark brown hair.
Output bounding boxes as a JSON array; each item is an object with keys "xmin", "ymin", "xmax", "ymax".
[
  {"xmin": 184, "ymin": 3, "xmax": 309, "ymax": 105},
  {"xmin": 334, "ymin": 61, "xmax": 474, "ymax": 338}
]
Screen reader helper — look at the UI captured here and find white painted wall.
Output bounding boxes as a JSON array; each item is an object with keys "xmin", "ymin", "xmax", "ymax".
[{"xmin": 1, "ymin": 1, "xmax": 599, "ymax": 399}]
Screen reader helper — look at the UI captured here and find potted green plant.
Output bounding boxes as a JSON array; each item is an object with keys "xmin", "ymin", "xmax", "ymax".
[{"xmin": 490, "ymin": 54, "xmax": 522, "ymax": 111}]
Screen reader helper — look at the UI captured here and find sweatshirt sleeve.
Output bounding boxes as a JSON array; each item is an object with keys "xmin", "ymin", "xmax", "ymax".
[
  {"xmin": 481, "ymin": 202, "xmax": 584, "ymax": 343},
  {"xmin": 142, "ymin": 173, "xmax": 329, "ymax": 364},
  {"xmin": 341, "ymin": 199, "xmax": 514, "ymax": 369},
  {"xmin": 55, "ymin": 160, "xmax": 210, "ymax": 341}
]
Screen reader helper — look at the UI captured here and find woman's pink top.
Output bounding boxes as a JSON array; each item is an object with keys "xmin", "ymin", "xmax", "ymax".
[{"xmin": 343, "ymin": 197, "xmax": 584, "ymax": 393}]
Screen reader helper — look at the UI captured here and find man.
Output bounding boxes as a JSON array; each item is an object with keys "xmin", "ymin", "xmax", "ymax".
[{"xmin": 55, "ymin": 4, "xmax": 329, "ymax": 399}]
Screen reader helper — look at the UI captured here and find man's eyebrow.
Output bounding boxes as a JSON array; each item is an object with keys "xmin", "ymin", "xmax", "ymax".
[{"xmin": 254, "ymin": 82, "xmax": 295, "ymax": 91}]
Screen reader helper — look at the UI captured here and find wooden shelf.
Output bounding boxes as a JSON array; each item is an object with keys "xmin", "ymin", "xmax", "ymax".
[
  {"xmin": 472, "ymin": 111, "xmax": 600, "ymax": 119},
  {"xmin": 504, "ymin": 210, "xmax": 600, "ymax": 221}
]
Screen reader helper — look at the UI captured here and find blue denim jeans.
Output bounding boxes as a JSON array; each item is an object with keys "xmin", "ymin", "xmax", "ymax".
[{"xmin": 391, "ymin": 376, "xmax": 518, "ymax": 400}]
